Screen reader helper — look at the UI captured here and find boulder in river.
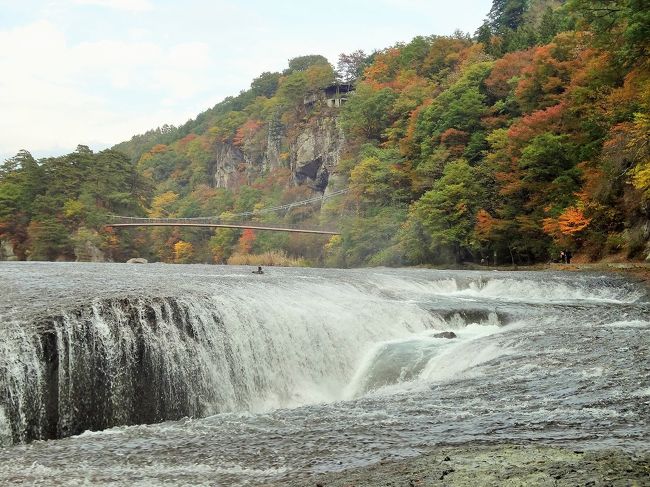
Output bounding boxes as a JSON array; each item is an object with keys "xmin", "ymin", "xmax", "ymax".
[
  {"xmin": 433, "ymin": 331, "xmax": 457, "ymax": 339},
  {"xmin": 126, "ymin": 258, "xmax": 148, "ymax": 264}
]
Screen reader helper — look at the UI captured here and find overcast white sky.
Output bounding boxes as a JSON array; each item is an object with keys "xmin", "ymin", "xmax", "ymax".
[{"xmin": 0, "ymin": 0, "xmax": 492, "ymax": 160}]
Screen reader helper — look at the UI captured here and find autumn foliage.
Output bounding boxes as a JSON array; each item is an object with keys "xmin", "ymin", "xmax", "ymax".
[{"xmin": 2, "ymin": 1, "xmax": 648, "ymax": 266}]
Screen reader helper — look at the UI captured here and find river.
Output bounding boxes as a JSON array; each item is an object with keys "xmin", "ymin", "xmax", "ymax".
[{"xmin": 0, "ymin": 262, "xmax": 648, "ymax": 485}]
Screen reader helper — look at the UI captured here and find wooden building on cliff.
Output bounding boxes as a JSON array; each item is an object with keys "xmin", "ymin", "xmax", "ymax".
[{"xmin": 304, "ymin": 82, "xmax": 355, "ymax": 109}]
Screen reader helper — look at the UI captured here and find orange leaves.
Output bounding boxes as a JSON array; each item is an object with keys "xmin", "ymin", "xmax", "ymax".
[
  {"xmin": 364, "ymin": 48, "xmax": 401, "ymax": 89},
  {"xmin": 389, "ymin": 69, "xmax": 428, "ymax": 92},
  {"xmin": 150, "ymin": 144, "xmax": 168, "ymax": 154},
  {"xmin": 440, "ymin": 128, "xmax": 469, "ymax": 156},
  {"xmin": 543, "ymin": 206, "xmax": 590, "ymax": 240},
  {"xmin": 558, "ymin": 207, "xmax": 591, "ymax": 234},
  {"xmin": 475, "ymin": 209, "xmax": 499, "ymax": 241},
  {"xmin": 237, "ymin": 228, "xmax": 256, "ymax": 255},
  {"xmin": 177, "ymin": 133, "xmax": 199, "ymax": 150},
  {"xmin": 507, "ymin": 102, "xmax": 566, "ymax": 143},
  {"xmin": 233, "ymin": 119, "xmax": 263, "ymax": 147},
  {"xmin": 400, "ymin": 98, "xmax": 433, "ymax": 156},
  {"xmin": 484, "ymin": 49, "xmax": 535, "ymax": 99}
]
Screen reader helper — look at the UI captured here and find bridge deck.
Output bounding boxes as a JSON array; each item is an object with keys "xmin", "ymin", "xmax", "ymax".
[{"xmin": 107, "ymin": 221, "xmax": 340, "ymax": 235}]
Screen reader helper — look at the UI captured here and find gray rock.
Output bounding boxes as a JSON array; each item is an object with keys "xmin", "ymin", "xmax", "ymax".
[
  {"xmin": 75, "ymin": 240, "xmax": 106, "ymax": 262},
  {"xmin": 212, "ymin": 143, "xmax": 246, "ymax": 189},
  {"xmin": 292, "ymin": 117, "xmax": 344, "ymax": 190},
  {"xmin": 433, "ymin": 331, "xmax": 457, "ymax": 339},
  {"xmin": 126, "ymin": 258, "xmax": 148, "ymax": 264},
  {"xmin": 0, "ymin": 239, "xmax": 18, "ymax": 261}
]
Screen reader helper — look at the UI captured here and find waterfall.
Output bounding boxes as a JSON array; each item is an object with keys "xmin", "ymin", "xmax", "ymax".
[
  {"xmin": 0, "ymin": 281, "xmax": 438, "ymax": 444},
  {"xmin": 1, "ymin": 265, "xmax": 645, "ymax": 446}
]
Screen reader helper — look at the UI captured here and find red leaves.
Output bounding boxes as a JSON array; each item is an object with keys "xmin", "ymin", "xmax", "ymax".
[
  {"xmin": 484, "ymin": 48, "xmax": 535, "ymax": 99},
  {"xmin": 507, "ymin": 102, "xmax": 566, "ymax": 142},
  {"xmin": 440, "ymin": 128, "xmax": 469, "ymax": 156},
  {"xmin": 233, "ymin": 119, "xmax": 263, "ymax": 147},
  {"xmin": 237, "ymin": 228, "xmax": 256, "ymax": 255}
]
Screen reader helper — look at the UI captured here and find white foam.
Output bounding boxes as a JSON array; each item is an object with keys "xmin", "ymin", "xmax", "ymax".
[
  {"xmin": 345, "ymin": 322, "xmax": 506, "ymax": 398},
  {"xmin": 0, "ymin": 406, "xmax": 12, "ymax": 447},
  {"xmin": 371, "ymin": 273, "xmax": 643, "ymax": 304},
  {"xmin": 602, "ymin": 320, "xmax": 649, "ymax": 329}
]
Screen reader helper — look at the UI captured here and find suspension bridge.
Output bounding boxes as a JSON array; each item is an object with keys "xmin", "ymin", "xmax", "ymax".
[{"xmin": 105, "ymin": 189, "xmax": 348, "ymax": 235}]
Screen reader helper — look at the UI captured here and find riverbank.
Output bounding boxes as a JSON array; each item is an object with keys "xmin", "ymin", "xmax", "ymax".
[
  {"xmin": 279, "ymin": 444, "xmax": 650, "ymax": 486},
  {"xmin": 549, "ymin": 262, "xmax": 650, "ymax": 284},
  {"xmin": 457, "ymin": 261, "xmax": 650, "ymax": 286}
]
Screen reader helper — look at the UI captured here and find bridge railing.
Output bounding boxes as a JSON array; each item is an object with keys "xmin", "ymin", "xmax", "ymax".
[
  {"xmin": 105, "ymin": 215, "xmax": 340, "ymax": 234},
  {"xmin": 106, "ymin": 188, "xmax": 349, "ymax": 234}
]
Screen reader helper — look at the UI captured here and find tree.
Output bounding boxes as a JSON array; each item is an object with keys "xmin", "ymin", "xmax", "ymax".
[
  {"xmin": 27, "ymin": 218, "xmax": 72, "ymax": 260},
  {"xmin": 569, "ymin": 0, "xmax": 650, "ymax": 66},
  {"xmin": 488, "ymin": 0, "xmax": 528, "ymax": 32},
  {"xmin": 340, "ymin": 84, "xmax": 398, "ymax": 140},
  {"xmin": 250, "ymin": 71, "xmax": 281, "ymax": 98},
  {"xmin": 173, "ymin": 240, "xmax": 194, "ymax": 263},
  {"xmin": 336, "ymin": 50, "xmax": 368, "ymax": 82},
  {"xmin": 414, "ymin": 62, "xmax": 492, "ymax": 160},
  {"xmin": 285, "ymin": 55, "xmax": 331, "ymax": 74},
  {"xmin": 405, "ymin": 160, "xmax": 483, "ymax": 263},
  {"xmin": 236, "ymin": 228, "xmax": 256, "ymax": 254},
  {"xmin": 148, "ymin": 191, "xmax": 179, "ymax": 218}
]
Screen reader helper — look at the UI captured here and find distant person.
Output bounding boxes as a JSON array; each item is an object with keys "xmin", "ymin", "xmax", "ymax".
[
  {"xmin": 252, "ymin": 266, "xmax": 264, "ymax": 274},
  {"xmin": 560, "ymin": 250, "xmax": 565, "ymax": 264},
  {"xmin": 566, "ymin": 250, "xmax": 572, "ymax": 264}
]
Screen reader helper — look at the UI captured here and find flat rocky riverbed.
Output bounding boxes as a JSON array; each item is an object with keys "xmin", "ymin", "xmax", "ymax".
[{"xmin": 280, "ymin": 444, "xmax": 650, "ymax": 486}]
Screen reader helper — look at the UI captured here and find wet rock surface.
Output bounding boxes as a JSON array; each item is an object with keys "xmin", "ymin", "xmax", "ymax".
[
  {"xmin": 433, "ymin": 331, "xmax": 457, "ymax": 339},
  {"xmin": 281, "ymin": 444, "xmax": 650, "ymax": 487}
]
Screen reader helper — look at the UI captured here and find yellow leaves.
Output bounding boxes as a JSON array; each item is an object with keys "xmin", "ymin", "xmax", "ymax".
[
  {"xmin": 629, "ymin": 112, "xmax": 650, "ymax": 198},
  {"xmin": 148, "ymin": 191, "xmax": 179, "ymax": 218},
  {"xmin": 173, "ymin": 240, "xmax": 194, "ymax": 264},
  {"xmin": 325, "ymin": 235, "xmax": 342, "ymax": 253},
  {"xmin": 63, "ymin": 199, "xmax": 84, "ymax": 219},
  {"xmin": 632, "ymin": 160, "xmax": 650, "ymax": 197}
]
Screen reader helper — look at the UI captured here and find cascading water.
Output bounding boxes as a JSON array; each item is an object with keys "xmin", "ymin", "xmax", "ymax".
[
  {"xmin": 2, "ymin": 265, "xmax": 466, "ymax": 444},
  {"xmin": 0, "ymin": 262, "xmax": 648, "ymax": 485}
]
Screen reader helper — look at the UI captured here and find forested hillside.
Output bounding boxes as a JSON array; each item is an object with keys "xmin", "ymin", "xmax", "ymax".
[{"xmin": 1, "ymin": 0, "xmax": 648, "ymax": 266}]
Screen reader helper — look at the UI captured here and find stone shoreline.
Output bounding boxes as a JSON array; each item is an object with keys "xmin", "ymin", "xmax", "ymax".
[{"xmin": 277, "ymin": 444, "xmax": 650, "ymax": 486}]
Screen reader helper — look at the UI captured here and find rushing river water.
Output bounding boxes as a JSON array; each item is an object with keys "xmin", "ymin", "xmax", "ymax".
[{"xmin": 0, "ymin": 262, "xmax": 648, "ymax": 485}]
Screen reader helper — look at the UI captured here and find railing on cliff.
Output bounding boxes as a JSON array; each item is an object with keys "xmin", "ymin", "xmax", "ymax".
[{"xmin": 105, "ymin": 189, "xmax": 348, "ymax": 236}]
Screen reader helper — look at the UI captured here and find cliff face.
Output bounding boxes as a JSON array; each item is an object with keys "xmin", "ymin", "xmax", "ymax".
[
  {"xmin": 291, "ymin": 116, "xmax": 344, "ymax": 191},
  {"xmin": 0, "ymin": 239, "xmax": 17, "ymax": 261},
  {"xmin": 211, "ymin": 143, "xmax": 246, "ymax": 189},
  {"xmin": 209, "ymin": 113, "xmax": 345, "ymax": 193}
]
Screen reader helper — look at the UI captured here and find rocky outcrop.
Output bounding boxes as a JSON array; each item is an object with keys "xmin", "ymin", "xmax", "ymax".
[
  {"xmin": 74, "ymin": 240, "xmax": 106, "ymax": 262},
  {"xmin": 0, "ymin": 239, "xmax": 17, "ymax": 261},
  {"xmin": 208, "ymin": 114, "xmax": 344, "ymax": 194},
  {"xmin": 264, "ymin": 115, "xmax": 283, "ymax": 171},
  {"xmin": 291, "ymin": 117, "xmax": 344, "ymax": 191},
  {"xmin": 212, "ymin": 143, "xmax": 247, "ymax": 189},
  {"xmin": 433, "ymin": 331, "xmax": 457, "ymax": 339}
]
